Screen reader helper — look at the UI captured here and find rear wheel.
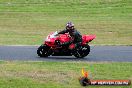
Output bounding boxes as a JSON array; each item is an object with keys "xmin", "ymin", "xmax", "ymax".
[
  {"xmin": 37, "ymin": 44, "xmax": 50, "ymax": 57},
  {"xmin": 74, "ymin": 45, "xmax": 90, "ymax": 58}
]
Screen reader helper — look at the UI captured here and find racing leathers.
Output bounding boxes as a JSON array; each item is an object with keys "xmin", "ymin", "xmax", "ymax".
[{"xmin": 58, "ymin": 29, "xmax": 82, "ymax": 49}]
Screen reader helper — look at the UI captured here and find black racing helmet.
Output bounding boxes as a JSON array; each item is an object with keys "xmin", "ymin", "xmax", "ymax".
[{"xmin": 66, "ymin": 22, "xmax": 74, "ymax": 31}]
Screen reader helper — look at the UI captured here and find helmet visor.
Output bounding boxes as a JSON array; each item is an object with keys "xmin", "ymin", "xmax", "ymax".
[{"xmin": 66, "ymin": 26, "xmax": 74, "ymax": 30}]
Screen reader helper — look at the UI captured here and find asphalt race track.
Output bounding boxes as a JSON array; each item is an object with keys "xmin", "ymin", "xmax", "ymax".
[{"xmin": 0, "ymin": 46, "xmax": 132, "ymax": 62}]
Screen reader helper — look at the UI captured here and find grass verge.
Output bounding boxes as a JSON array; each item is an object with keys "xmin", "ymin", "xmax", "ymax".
[
  {"xmin": 0, "ymin": 61, "xmax": 131, "ymax": 88},
  {"xmin": 0, "ymin": 0, "xmax": 132, "ymax": 45}
]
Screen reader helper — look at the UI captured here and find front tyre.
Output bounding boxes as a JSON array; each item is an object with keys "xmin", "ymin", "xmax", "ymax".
[
  {"xmin": 74, "ymin": 45, "xmax": 90, "ymax": 58},
  {"xmin": 37, "ymin": 44, "xmax": 50, "ymax": 57}
]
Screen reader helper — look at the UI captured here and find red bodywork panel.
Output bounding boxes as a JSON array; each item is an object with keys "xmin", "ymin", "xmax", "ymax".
[
  {"xmin": 82, "ymin": 35, "xmax": 96, "ymax": 44},
  {"xmin": 58, "ymin": 34, "xmax": 71, "ymax": 43},
  {"xmin": 44, "ymin": 32, "xmax": 96, "ymax": 47}
]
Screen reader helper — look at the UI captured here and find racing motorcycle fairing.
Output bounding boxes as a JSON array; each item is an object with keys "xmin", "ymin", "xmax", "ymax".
[
  {"xmin": 37, "ymin": 31, "xmax": 96, "ymax": 58},
  {"xmin": 82, "ymin": 35, "xmax": 96, "ymax": 44}
]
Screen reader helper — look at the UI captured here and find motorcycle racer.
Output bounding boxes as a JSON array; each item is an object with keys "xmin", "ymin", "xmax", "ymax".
[
  {"xmin": 37, "ymin": 21, "xmax": 96, "ymax": 58},
  {"xmin": 58, "ymin": 22, "xmax": 82, "ymax": 49},
  {"xmin": 37, "ymin": 24, "xmax": 96, "ymax": 58}
]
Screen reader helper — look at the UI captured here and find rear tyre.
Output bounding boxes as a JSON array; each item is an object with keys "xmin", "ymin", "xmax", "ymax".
[
  {"xmin": 74, "ymin": 45, "xmax": 90, "ymax": 58},
  {"xmin": 37, "ymin": 44, "xmax": 50, "ymax": 57}
]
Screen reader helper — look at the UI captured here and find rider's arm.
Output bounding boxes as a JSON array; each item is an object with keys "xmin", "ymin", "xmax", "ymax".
[{"xmin": 58, "ymin": 29, "xmax": 67, "ymax": 34}]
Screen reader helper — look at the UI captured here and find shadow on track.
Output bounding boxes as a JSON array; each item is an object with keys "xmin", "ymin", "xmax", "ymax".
[{"xmin": 37, "ymin": 56, "xmax": 89, "ymax": 62}]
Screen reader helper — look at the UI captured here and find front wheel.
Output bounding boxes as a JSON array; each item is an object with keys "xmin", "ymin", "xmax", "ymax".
[
  {"xmin": 37, "ymin": 44, "xmax": 50, "ymax": 57},
  {"xmin": 74, "ymin": 45, "xmax": 90, "ymax": 58}
]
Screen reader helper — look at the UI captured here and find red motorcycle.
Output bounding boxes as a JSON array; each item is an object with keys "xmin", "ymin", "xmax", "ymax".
[{"xmin": 37, "ymin": 31, "xmax": 96, "ymax": 58}]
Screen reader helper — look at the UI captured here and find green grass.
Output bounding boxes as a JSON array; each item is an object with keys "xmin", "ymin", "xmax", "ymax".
[
  {"xmin": 0, "ymin": 0, "xmax": 132, "ymax": 45},
  {"xmin": 0, "ymin": 2, "xmax": 131, "ymax": 88},
  {"xmin": 0, "ymin": 61, "xmax": 131, "ymax": 88}
]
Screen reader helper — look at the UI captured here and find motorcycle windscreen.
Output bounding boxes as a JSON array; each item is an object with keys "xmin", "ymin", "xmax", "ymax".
[{"xmin": 45, "ymin": 32, "xmax": 58, "ymax": 45}]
